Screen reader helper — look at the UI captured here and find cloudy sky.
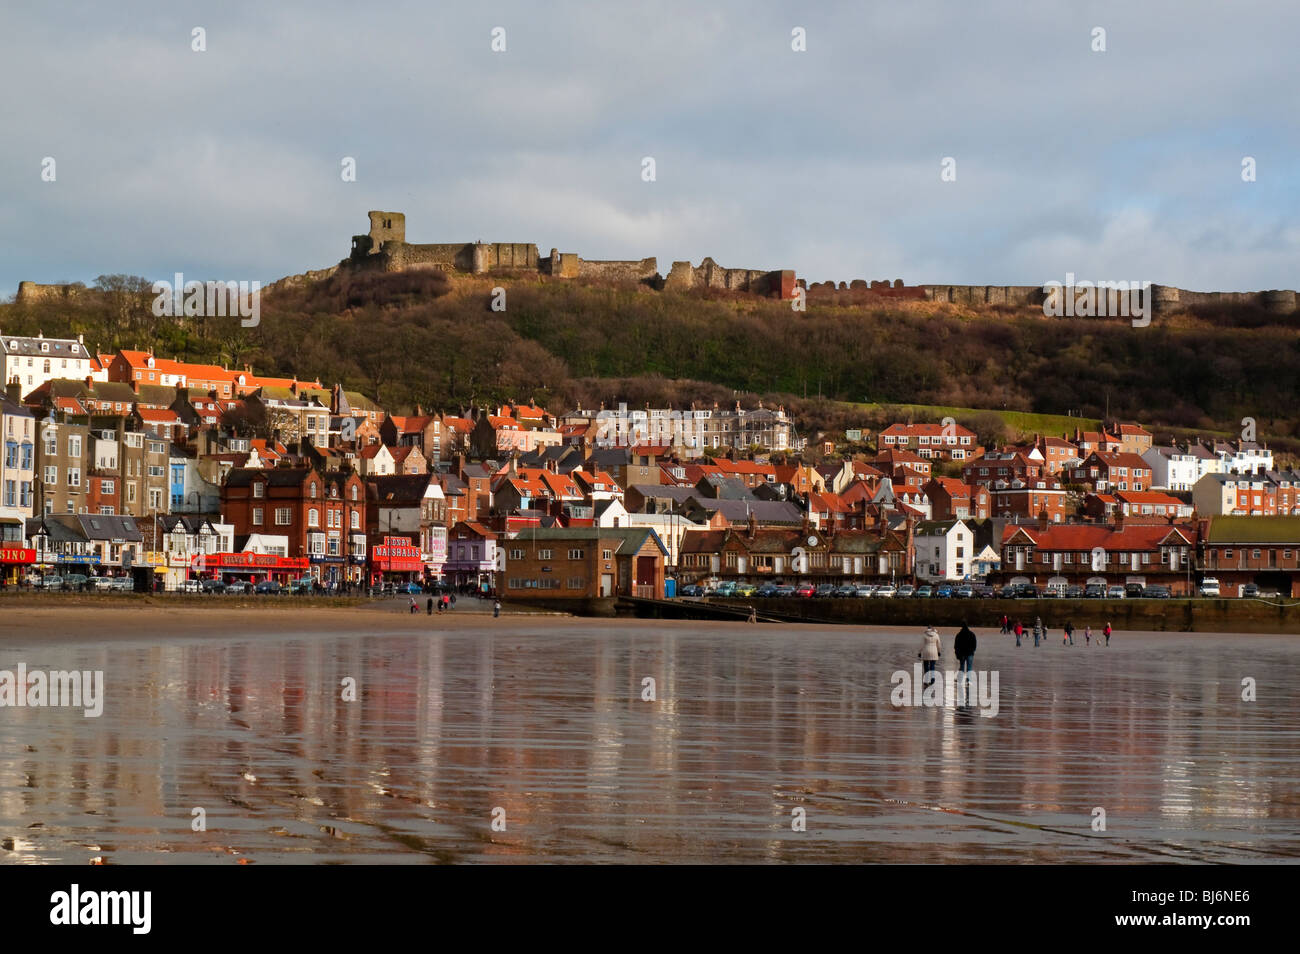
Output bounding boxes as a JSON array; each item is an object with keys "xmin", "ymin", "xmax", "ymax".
[{"xmin": 1, "ymin": 0, "xmax": 1296, "ymax": 299}]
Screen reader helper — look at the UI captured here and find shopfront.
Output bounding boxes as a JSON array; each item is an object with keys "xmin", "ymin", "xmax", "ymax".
[
  {"xmin": 1, "ymin": 544, "xmax": 35, "ymax": 585},
  {"xmin": 206, "ymin": 552, "xmax": 309, "ymax": 584},
  {"xmin": 369, "ymin": 535, "xmax": 423, "ymax": 585}
]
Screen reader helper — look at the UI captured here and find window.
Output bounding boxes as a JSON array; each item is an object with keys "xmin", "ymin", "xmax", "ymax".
[
  {"xmin": 350, "ymin": 511, "xmax": 359, "ymax": 530},
  {"xmin": 275, "ymin": 507, "xmax": 292, "ymax": 525},
  {"xmin": 253, "ymin": 507, "xmax": 263, "ymax": 525},
  {"xmin": 568, "ymin": 548, "xmax": 585, "ymax": 560},
  {"xmin": 67, "ymin": 468, "xmax": 81, "ymax": 488},
  {"xmin": 510, "ymin": 549, "xmax": 524, "ymax": 560},
  {"xmin": 603, "ymin": 549, "xmax": 613, "ymax": 561},
  {"xmin": 537, "ymin": 548, "xmax": 552, "ymax": 560},
  {"xmin": 148, "ymin": 465, "xmax": 165, "ymax": 478},
  {"xmin": 127, "ymin": 482, "xmax": 137, "ymax": 503},
  {"xmin": 308, "ymin": 508, "xmax": 319, "ymax": 528},
  {"xmin": 101, "ymin": 479, "xmax": 114, "ymax": 494},
  {"xmin": 253, "ymin": 482, "xmax": 264, "ymax": 498}
]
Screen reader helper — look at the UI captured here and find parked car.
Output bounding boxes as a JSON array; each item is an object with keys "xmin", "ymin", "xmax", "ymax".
[
  {"xmin": 849, "ymin": 584, "xmax": 872, "ymax": 597},
  {"xmin": 773, "ymin": 585, "xmax": 797, "ymax": 597},
  {"xmin": 1125, "ymin": 582, "xmax": 1146, "ymax": 598},
  {"xmin": 734, "ymin": 582, "xmax": 757, "ymax": 597},
  {"xmin": 794, "ymin": 584, "xmax": 816, "ymax": 598},
  {"xmin": 1084, "ymin": 583, "xmax": 1105, "ymax": 599},
  {"xmin": 678, "ymin": 584, "xmax": 704, "ymax": 597},
  {"xmin": 954, "ymin": 585, "xmax": 975, "ymax": 598},
  {"xmin": 832, "ymin": 584, "xmax": 857, "ymax": 598},
  {"xmin": 915, "ymin": 585, "xmax": 933, "ymax": 598},
  {"xmin": 874, "ymin": 584, "xmax": 898, "ymax": 598},
  {"xmin": 755, "ymin": 583, "xmax": 780, "ymax": 598},
  {"xmin": 253, "ymin": 580, "xmax": 282, "ymax": 595},
  {"xmin": 392, "ymin": 581, "xmax": 421, "ymax": 595},
  {"xmin": 1141, "ymin": 585, "xmax": 1171, "ymax": 598},
  {"xmin": 1106, "ymin": 585, "xmax": 1126, "ymax": 599},
  {"xmin": 200, "ymin": 578, "xmax": 228, "ymax": 594},
  {"xmin": 896, "ymin": 584, "xmax": 915, "ymax": 598},
  {"xmin": 935, "ymin": 584, "xmax": 954, "ymax": 598},
  {"xmin": 1198, "ymin": 577, "xmax": 1221, "ymax": 597},
  {"xmin": 225, "ymin": 581, "xmax": 252, "ymax": 595},
  {"xmin": 90, "ymin": 576, "xmax": 116, "ymax": 591},
  {"xmin": 810, "ymin": 583, "xmax": 834, "ymax": 598},
  {"xmin": 1065, "ymin": 584, "xmax": 1085, "ymax": 599},
  {"xmin": 180, "ymin": 578, "xmax": 203, "ymax": 593},
  {"xmin": 40, "ymin": 574, "xmax": 64, "ymax": 590},
  {"xmin": 712, "ymin": 581, "xmax": 737, "ymax": 598},
  {"xmin": 1241, "ymin": 583, "xmax": 1259, "ymax": 598}
]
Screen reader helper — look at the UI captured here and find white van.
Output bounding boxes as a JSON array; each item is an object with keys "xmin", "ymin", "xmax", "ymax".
[{"xmin": 1198, "ymin": 577, "xmax": 1221, "ymax": 597}]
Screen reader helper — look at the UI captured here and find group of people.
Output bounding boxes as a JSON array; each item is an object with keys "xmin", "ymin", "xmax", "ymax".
[
  {"xmin": 408, "ymin": 593, "xmax": 504, "ymax": 617},
  {"xmin": 410, "ymin": 593, "xmax": 456, "ymax": 614},
  {"xmin": 918, "ymin": 622, "xmax": 979, "ymax": 674},
  {"xmin": 997, "ymin": 614, "xmax": 1112, "ymax": 647}
]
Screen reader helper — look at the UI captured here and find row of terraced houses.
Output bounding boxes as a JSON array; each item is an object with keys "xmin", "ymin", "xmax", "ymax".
[{"xmin": 2, "ymin": 330, "xmax": 1298, "ymax": 598}]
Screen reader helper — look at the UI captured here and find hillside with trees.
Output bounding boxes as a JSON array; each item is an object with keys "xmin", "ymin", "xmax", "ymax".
[{"xmin": 4, "ymin": 270, "xmax": 1297, "ymax": 451}]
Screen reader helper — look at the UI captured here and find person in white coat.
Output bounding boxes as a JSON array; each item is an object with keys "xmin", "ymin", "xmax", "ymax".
[{"xmin": 918, "ymin": 626, "xmax": 942, "ymax": 681}]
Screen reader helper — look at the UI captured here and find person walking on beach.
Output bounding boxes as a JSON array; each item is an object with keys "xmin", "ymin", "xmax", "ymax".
[
  {"xmin": 918, "ymin": 626, "xmax": 942, "ymax": 683},
  {"xmin": 1084, "ymin": 624, "xmax": 1091, "ymax": 646},
  {"xmin": 747, "ymin": 605, "xmax": 757, "ymax": 624},
  {"xmin": 1033, "ymin": 616, "xmax": 1042, "ymax": 648},
  {"xmin": 1014, "ymin": 620, "xmax": 1023, "ymax": 647},
  {"xmin": 954, "ymin": 622, "xmax": 977, "ymax": 703},
  {"xmin": 1104, "ymin": 622, "xmax": 1112, "ymax": 646},
  {"xmin": 1063, "ymin": 621, "xmax": 1074, "ymax": 646},
  {"xmin": 408, "ymin": 596, "xmax": 418, "ymax": 614},
  {"xmin": 426, "ymin": 596, "xmax": 434, "ymax": 616},
  {"xmin": 493, "ymin": 599, "xmax": 501, "ymax": 618},
  {"xmin": 1000, "ymin": 614, "xmax": 1009, "ymax": 635}
]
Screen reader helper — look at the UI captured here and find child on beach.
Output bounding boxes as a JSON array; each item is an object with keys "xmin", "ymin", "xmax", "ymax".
[
  {"xmin": 1084, "ymin": 624, "xmax": 1091, "ymax": 646},
  {"xmin": 1104, "ymin": 622, "xmax": 1112, "ymax": 646}
]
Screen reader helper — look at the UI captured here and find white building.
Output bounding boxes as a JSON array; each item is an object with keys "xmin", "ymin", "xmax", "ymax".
[
  {"xmin": 1142, "ymin": 444, "xmax": 1207, "ymax": 491},
  {"xmin": 0, "ymin": 394, "xmax": 36, "ymax": 541},
  {"xmin": 913, "ymin": 519, "xmax": 974, "ymax": 582},
  {"xmin": 1, "ymin": 333, "xmax": 94, "ymax": 396}
]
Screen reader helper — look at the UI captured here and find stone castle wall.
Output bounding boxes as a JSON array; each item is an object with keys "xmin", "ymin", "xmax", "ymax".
[
  {"xmin": 15, "ymin": 281, "xmax": 87, "ymax": 303},
  {"xmin": 923, "ymin": 283, "xmax": 1298, "ymax": 315}
]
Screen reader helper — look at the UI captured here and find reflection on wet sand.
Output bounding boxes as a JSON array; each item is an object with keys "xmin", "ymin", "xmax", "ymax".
[{"xmin": 1, "ymin": 622, "xmax": 1297, "ymax": 863}]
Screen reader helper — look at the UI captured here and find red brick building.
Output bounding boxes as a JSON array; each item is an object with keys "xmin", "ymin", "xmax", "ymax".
[{"xmin": 220, "ymin": 465, "xmax": 366, "ymax": 585}]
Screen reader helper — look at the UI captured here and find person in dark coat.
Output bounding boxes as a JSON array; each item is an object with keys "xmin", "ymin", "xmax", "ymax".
[
  {"xmin": 954, "ymin": 622, "xmax": 977, "ymax": 673},
  {"xmin": 426, "ymin": 597, "xmax": 434, "ymax": 615},
  {"xmin": 954, "ymin": 621, "xmax": 978, "ymax": 705}
]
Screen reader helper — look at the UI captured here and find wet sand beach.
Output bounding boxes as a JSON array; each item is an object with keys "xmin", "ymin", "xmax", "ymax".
[{"xmin": 1, "ymin": 605, "xmax": 1297, "ymax": 863}]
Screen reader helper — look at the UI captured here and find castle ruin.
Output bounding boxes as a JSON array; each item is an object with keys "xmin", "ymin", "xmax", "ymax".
[{"xmin": 345, "ymin": 210, "xmax": 794, "ymax": 297}]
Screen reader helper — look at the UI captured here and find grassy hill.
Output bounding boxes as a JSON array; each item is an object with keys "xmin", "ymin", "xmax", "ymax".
[{"xmin": 4, "ymin": 269, "xmax": 1298, "ymax": 457}]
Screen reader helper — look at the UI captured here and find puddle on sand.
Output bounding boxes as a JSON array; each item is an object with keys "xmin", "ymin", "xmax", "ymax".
[{"xmin": 1, "ymin": 624, "xmax": 1297, "ymax": 863}]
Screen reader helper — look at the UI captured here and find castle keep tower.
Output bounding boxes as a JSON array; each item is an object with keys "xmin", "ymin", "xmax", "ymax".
[{"xmin": 351, "ymin": 210, "xmax": 405, "ymax": 257}]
